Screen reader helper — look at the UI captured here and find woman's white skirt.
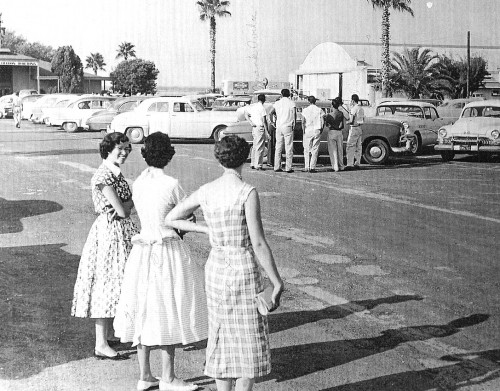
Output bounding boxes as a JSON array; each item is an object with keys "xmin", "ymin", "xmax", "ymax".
[{"xmin": 114, "ymin": 236, "xmax": 208, "ymax": 347}]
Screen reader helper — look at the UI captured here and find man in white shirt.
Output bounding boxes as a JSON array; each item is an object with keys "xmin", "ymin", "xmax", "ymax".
[
  {"xmin": 245, "ymin": 94, "xmax": 268, "ymax": 170},
  {"xmin": 271, "ymin": 88, "xmax": 296, "ymax": 173},
  {"xmin": 345, "ymin": 94, "xmax": 365, "ymax": 170},
  {"xmin": 12, "ymin": 92, "xmax": 22, "ymax": 129},
  {"xmin": 301, "ymin": 96, "xmax": 324, "ymax": 173}
]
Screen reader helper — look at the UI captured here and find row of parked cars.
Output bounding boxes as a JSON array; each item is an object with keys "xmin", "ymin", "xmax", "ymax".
[{"xmin": 8, "ymin": 90, "xmax": 499, "ymax": 164}]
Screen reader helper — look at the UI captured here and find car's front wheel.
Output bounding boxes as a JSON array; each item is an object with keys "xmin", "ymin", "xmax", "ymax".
[
  {"xmin": 212, "ymin": 126, "xmax": 227, "ymax": 141},
  {"xmin": 127, "ymin": 127, "xmax": 144, "ymax": 143},
  {"xmin": 363, "ymin": 139, "xmax": 390, "ymax": 165},
  {"xmin": 440, "ymin": 151, "xmax": 455, "ymax": 162},
  {"xmin": 63, "ymin": 122, "xmax": 79, "ymax": 133},
  {"xmin": 408, "ymin": 133, "xmax": 422, "ymax": 154}
]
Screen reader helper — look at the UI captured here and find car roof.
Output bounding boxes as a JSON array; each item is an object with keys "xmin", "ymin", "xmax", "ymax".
[
  {"xmin": 377, "ymin": 101, "xmax": 435, "ymax": 108},
  {"xmin": 252, "ymin": 89, "xmax": 282, "ymax": 95},
  {"xmin": 463, "ymin": 99, "xmax": 500, "ymax": 108}
]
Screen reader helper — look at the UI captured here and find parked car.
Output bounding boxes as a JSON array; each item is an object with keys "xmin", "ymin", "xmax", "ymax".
[
  {"xmin": 374, "ymin": 101, "xmax": 453, "ymax": 153},
  {"xmin": 184, "ymin": 93, "xmax": 223, "ymax": 110},
  {"xmin": 221, "ymin": 100, "xmax": 413, "ymax": 165},
  {"xmin": 211, "ymin": 95, "xmax": 251, "ymax": 111},
  {"xmin": 437, "ymin": 97, "xmax": 486, "ymax": 123},
  {"xmin": 0, "ymin": 95, "xmax": 14, "ymax": 118},
  {"xmin": 109, "ymin": 96, "xmax": 240, "ymax": 143},
  {"xmin": 86, "ymin": 96, "xmax": 152, "ymax": 132},
  {"xmin": 30, "ymin": 94, "xmax": 79, "ymax": 123},
  {"xmin": 45, "ymin": 95, "xmax": 116, "ymax": 132},
  {"xmin": 21, "ymin": 94, "xmax": 43, "ymax": 120},
  {"xmin": 435, "ymin": 100, "xmax": 500, "ymax": 161},
  {"xmin": 19, "ymin": 89, "xmax": 39, "ymax": 98},
  {"xmin": 42, "ymin": 95, "xmax": 81, "ymax": 125}
]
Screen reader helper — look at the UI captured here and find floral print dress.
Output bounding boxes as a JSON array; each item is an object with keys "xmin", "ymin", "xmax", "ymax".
[{"xmin": 71, "ymin": 162, "xmax": 138, "ymax": 318}]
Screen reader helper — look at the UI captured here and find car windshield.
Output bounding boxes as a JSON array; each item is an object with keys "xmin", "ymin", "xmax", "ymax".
[
  {"xmin": 377, "ymin": 105, "xmax": 423, "ymax": 118},
  {"xmin": 191, "ymin": 100, "xmax": 205, "ymax": 111},
  {"xmin": 462, "ymin": 106, "xmax": 500, "ymax": 118},
  {"xmin": 55, "ymin": 100, "xmax": 70, "ymax": 107}
]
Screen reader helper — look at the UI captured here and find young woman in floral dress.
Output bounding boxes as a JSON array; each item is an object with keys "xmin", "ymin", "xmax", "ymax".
[{"xmin": 71, "ymin": 132, "xmax": 137, "ymax": 360}]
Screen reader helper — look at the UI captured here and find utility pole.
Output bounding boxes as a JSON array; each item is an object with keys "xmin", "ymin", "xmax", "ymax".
[{"xmin": 467, "ymin": 31, "xmax": 470, "ymax": 98}]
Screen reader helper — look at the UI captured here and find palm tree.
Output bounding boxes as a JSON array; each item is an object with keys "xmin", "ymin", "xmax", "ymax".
[
  {"xmin": 367, "ymin": 0, "xmax": 414, "ymax": 97},
  {"xmin": 196, "ymin": 0, "xmax": 231, "ymax": 92},
  {"xmin": 115, "ymin": 42, "xmax": 136, "ymax": 61},
  {"xmin": 389, "ymin": 47, "xmax": 452, "ymax": 99},
  {"xmin": 85, "ymin": 52, "xmax": 106, "ymax": 75}
]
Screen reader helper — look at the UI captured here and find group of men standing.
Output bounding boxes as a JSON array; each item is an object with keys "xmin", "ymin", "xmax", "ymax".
[{"xmin": 244, "ymin": 89, "xmax": 365, "ymax": 173}]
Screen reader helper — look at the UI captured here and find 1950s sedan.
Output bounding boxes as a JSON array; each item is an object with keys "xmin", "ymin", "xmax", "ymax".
[{"xmin": 435, "ymin": 100, "xmax": 500, "ymax": 161}]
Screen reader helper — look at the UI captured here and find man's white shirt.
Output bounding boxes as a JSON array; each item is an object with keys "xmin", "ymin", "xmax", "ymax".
[
  {"xmin": 302, "ymin": 104, "xmax": 324, "ymax": 132},
  {"xmin": 273, "ymin": 97, "xmax": 296, "ymax": 128},
  {"xmin": 246, "ymin": 102, "xmax": 267, "ymax": 128}
]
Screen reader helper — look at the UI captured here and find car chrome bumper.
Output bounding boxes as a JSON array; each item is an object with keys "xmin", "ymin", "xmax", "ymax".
[
  {"xmin": 390, "ymin": 135, "xmax": 415, "ymax": 153},
  {"xmin": 435, "ymin": 144, "xmax": 500, "ymax": 152}
]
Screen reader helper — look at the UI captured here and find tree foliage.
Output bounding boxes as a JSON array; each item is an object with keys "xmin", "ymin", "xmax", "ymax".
[
  {"xmin": 110, "ymin": 59, "xmax": 159, "ymax": 95},
  {"xmin": 366, "ymin": 0, "xmax": 414, "ymax": 97},
  {"xmin": 51, "ymin": 46, "xmax": 84, "ymax": 93},
  {"xmin": 115, "ymin": 42, "xmax": 136, "ymax": 61},
  {"xmin": 197, "ymin": 0, "xmax": 231, "ymax": 92},
  {"xmin": 389, "ymin": 47, "xmax": 452, "ymax": 99},
  {"xmin": 2, "ymin": 30, "xmax": 55, "ymax": 62},
  {"xmin": 85, "ymin": 52, "xmax": 106, "ymax": 75},
  {"xmin": 438, "ymin": 55, "xmax": 488, "ymax": 99}
]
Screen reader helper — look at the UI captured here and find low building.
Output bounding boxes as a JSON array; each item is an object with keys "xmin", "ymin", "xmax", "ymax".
[{"xmin": 0, "ymin": 49, "xmax": 111, "ymax": 96}]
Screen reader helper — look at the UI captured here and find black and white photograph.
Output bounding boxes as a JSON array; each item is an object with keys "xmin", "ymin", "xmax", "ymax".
[{"xmin": 0, "ymin": 1, "xmax": 499, "ymax": 390}]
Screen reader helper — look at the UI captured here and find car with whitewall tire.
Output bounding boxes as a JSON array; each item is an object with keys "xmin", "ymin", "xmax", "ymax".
[
  {"xmin": 435, "ymin": 100, "xmax": 500, "ymax": 161},
  {"xmin": 109, "ymin": 96, "xmax": 239, "ymax": 143}
]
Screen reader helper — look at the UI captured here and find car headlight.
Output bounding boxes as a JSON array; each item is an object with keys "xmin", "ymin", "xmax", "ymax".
[
  {"xmin": 491, "ymin": 129, "xmax": 500, "ymax": 139},
  {"xmin": 439, "ymin": 128, "xmax": 447, "ymax": 138}
]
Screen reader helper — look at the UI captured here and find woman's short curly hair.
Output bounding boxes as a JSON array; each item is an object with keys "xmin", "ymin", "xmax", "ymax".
[
  {"xmin": 214, "ymin": 135, "xmax": 250, "ymax": 168},
  {"xmin": 141, "ymin": 132, "xmax": 175, "ymax": 168},
  {"xmin": 99, "ymin": 132, "xmax": 130, "ymax": 159}
]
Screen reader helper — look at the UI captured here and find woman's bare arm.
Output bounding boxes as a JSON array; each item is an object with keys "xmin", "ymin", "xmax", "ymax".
[
  {"xmin": 245, "ymin": 189, "xmax": 284, "ymax": 310},
  {"xmin": 165, "ymin": 190, "xmax": 209, "ymax": 234},
  {"xmin": 101, "ymin": 185, "xmax": 130, "ymax": 218}
]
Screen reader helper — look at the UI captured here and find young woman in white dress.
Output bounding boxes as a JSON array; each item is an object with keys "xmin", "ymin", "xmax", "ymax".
[
  {"xmin": 114, "ymin": 132, "xmax": 208, "ymax": 391},
  {"xmin": 166, "ymin": 135, "xmax": 284, "ymax": 391}
]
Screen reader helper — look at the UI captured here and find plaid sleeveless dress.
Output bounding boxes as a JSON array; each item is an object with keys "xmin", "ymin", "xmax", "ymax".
[{"xmin": 200, "ymin": 182, "xmax": 271, "ymax": 379}]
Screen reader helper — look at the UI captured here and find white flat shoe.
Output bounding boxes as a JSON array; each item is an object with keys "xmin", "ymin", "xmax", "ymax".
[
  {"xmin": 159, "ymin": 380, "xmax": 198, "ymax": 391},
  {"xmin": 137, "ymin": 378, "xmax": 160, "ymax": 390}
]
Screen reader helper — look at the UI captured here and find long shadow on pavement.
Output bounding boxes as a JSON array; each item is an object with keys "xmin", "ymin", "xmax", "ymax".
[
  {"xmin": 0, "ymin": 243, "xmax": 110, "ymax": 379},
  {"xmin": 319, "ymin": 348, "xmax": 500, "ymax": 390},
  {"xmin": 261, "ymin": 314, "xmax": 490, "ymax": 384},
  {"xmin": 269, "ymin": 294, "xmax": 424, "ymax": 334},
  {"xmin": 0, "ymin": 197, "xmax": 63, "ymax": 234},
  {"xmin": 8, "ymin": 149, "xmax": 97, "ymax": 157}
]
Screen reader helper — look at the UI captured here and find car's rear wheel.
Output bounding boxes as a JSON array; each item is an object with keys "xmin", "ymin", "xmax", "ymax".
[
  {"xmin": 363, "ymin": 139, "xmax": 390, "ymax": 165},
  {"xmin": 127, "ymin": 127, "xmax": 144, "ymax": 143},
  {"xmin": 212, "ymin": 126, "xmax": 227, "ymax": 142},
  {"xmin": 440, "ymin": 151, "xmax": 455, "ymax": 162},
  {"xmin": 63, "ymin": 122, "xmax": 79, "ymax": 133}
]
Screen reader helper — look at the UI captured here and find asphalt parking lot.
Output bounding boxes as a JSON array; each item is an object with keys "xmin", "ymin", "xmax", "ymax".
[{"xmin": 0, "ymin": 120, "xmax": 499, "ymax": 390}]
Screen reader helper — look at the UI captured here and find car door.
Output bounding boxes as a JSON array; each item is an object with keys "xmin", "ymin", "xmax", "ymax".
[
  {"xmin": 422, "ymin": 106, "xmax": 441, "ymax": 145},
  {"xmin": 147, "ymin": 101, "xmax": 171, "ymax": 136},
  {"xmin": 170, "ymin": 101, "xmax": 196, "ymax": 138}
]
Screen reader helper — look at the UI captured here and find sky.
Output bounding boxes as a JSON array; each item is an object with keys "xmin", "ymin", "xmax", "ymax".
[{"xmin": 2, "ymin": 0, "xmax": 500, "ymax": 89}]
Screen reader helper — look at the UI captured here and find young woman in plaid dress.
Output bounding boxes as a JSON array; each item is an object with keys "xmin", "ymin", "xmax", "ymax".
[{"xmin": 166, "ymin": 135, "xmax": 284, "ymax": 391}]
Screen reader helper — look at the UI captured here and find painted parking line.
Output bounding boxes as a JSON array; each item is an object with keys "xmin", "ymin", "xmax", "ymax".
[{"xmin": 257, "ymin": 171, "xmax": 500, "ymax": 224}]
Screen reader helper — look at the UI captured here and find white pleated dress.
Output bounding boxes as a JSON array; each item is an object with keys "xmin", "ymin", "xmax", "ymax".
[{"xmin": 113, "ymin": 167, "xmax": 208, "ymax": 347}]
